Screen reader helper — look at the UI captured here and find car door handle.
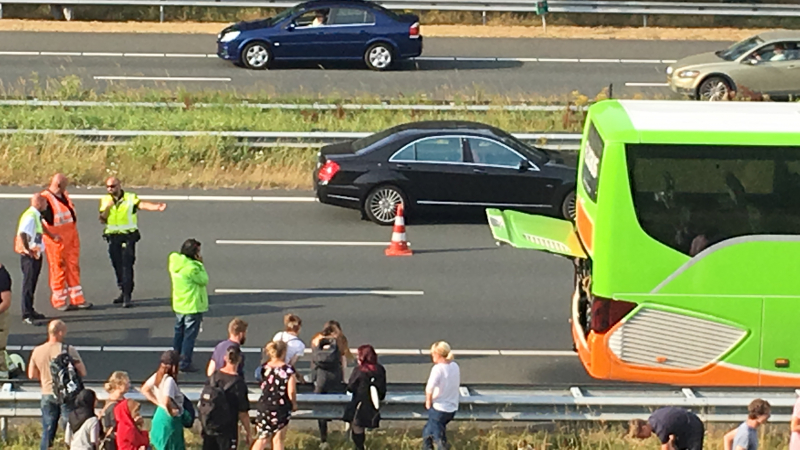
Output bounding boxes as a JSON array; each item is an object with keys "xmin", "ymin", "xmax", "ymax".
[
  {"xmin": 473, "ymin": 168, "xmax": 487, "ymax": 174},
  {"xmin": 396, "ymin": 163, "xmax": 413, "ymax": 170}
]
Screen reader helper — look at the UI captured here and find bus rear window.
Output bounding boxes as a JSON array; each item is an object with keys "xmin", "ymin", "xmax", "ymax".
[
  {"xmin": 582, "ymin": 123, "xmax": 604, "ymax": 203},
  {"xmin": 627, "ymin": 144, "xmax": 800, "ymax": 256}
]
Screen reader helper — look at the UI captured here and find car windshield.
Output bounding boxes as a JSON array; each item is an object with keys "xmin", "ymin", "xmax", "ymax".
[
  {"xmin": 264, "ymin": 5, "xmax": 300, "ymax": 26},
  {"xmin": 717, "ymin": 36, "xmax": 765, "ymax": 61},
  {"xmin": 498, "ymin": 133, "xmax": 547, "ymax": 164}
]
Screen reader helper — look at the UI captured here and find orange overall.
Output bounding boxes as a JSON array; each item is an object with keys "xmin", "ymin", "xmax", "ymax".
[{"xmin": 41, "ymin": 190, "xmax": 86, "ymax": 308}]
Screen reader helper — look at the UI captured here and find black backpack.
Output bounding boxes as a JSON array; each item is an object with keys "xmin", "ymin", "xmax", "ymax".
[
  {"xmin": 49, "ymin": 344, "xmax": 84, "ymax": 406},
  {"xmin": 197, "ymin": 374, "xmax": 235, "ymax": 436},
  {"xmin": 312, "ymin": 337, "xmax": 340, "ymax": 371}
]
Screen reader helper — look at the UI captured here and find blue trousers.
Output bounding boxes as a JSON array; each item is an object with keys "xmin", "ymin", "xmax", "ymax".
[
  {"xmin": 173, "ymin": 313, "xmax": 202, "ymax": 369},
  {"xmin": 422, "ymin": 408, "xmax": 456, "ymax": 450},
  {"xmin": 41, "ymin": 395, "xmax": 72, "ymax": 450}
]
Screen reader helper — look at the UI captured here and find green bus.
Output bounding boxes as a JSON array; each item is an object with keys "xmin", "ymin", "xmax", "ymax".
[{"xmin": 487, "ymin": 100, "xmax": 800, "ymax": 386}]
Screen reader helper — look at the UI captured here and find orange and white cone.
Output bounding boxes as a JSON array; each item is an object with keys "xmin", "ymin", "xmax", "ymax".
[{"xmin": 385, "ymin": 203, "xmax": 412, "ymax": 257}]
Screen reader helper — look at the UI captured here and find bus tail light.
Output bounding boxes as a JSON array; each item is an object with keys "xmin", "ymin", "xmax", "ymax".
[{"xmin": 590, "ymin": 297, "xmax": 636, "ymax": 333}]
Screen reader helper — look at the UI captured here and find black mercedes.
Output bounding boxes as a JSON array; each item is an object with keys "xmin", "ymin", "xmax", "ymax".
[{"xmin": 313, "ymin": 121, "xmax": 577, "ymax": 225}]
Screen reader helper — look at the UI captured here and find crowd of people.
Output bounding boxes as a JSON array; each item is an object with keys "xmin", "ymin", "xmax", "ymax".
[{"xmin": 24, "ymin": 316, "xmax": 462, "ymax": 450}]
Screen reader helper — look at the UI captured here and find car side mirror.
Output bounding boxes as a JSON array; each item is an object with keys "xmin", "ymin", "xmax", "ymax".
[
  {"xmin": 518, "ymin": 160, "xmax": 531, "ymax": 172},
  {"xmin": 287, "ymin": 22, "xmax": 296, "ymax": 31}
]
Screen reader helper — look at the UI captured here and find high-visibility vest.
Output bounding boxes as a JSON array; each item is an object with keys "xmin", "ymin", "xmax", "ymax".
[
  {"xmin": 101, "ymin": 191, "xmax": 139, "ymax": 234},
  {"xmin": 41, "ymin": 190, "xmax": 76, "ymax": 227},
  {"xmin": 14, "ymin": 206, "xmax": 44, "ymax": 257}
]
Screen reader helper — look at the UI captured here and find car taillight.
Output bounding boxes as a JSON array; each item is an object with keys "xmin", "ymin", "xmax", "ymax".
[
  {"xmin": 590, "ymin": 297, "xmax": 636, "ymax": 333},
  {"xmin": 409, "ymin": 22, "xmax": 420, "ymax": 39},
  {"xmin": 318, "ymin": 160, "xmax": 340, "ymax": 184}
]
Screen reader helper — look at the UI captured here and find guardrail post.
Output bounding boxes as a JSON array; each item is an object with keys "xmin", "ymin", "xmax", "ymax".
[
  {"xmin": 541, "ymin": 14, "xmax": 547, "ymax": 33},
  {"xmin": 159, "ymin": 4, "xmax": 164, "ymax": 22},
  {"xmin": 0, "ymin": 4, "xmax": 4, "ymax": 19},
  {"xmin": 1, "ymin": 417, "xmax": 7, "ymax": 442},
  {"xmin": 642, "ymin": 14, "xmax": 647, "ymax": 27},
  {"xmin": 481, "ymin": 10, "xmax": 486, "ymax": 25}
]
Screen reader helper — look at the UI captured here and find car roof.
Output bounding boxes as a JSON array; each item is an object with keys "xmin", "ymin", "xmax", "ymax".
[
  {"xmin": 387, "ymin": 120, "xmax": 507, "ymax": 135},
  {"xmin": 757, "ymin": 30, "xmax": 800, "ymax": 42},
  {"xmin": 301, "ymin": 0, "xmax": 376, "ymax": 9}
]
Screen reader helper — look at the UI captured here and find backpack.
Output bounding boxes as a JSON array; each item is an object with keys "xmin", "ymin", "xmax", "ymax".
[
  {"xmin": 49, "ymin": 344, "xmax": 84, "ymax": 406},
  {"xmin": 312, "ymin": 337, "xmax": 340, "ymax": 371},
  {"xmin": 98, "ymin": 403, "xmax": 118, "ymax": 450},
  {"xmin": 197, "ymin": 374, "xmax": 234, "ymax": 436}
]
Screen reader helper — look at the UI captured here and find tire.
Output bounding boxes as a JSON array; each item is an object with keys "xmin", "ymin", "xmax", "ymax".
[
  {"xmin": 363, "ymin": 185, "xmax": 407, "ymax": 225},
  {"xmin": 241, "ymin": 42, "xmax": 271, "ymax": 70},
  {"xmin": 697, "ymin": 76, "xmax": 732, "ymax": 101},
  {"xmin": 364, "ymin": 43, "xmax": 394, "ymax": 71},
  {"xmin": 561, "ymin": 190, "xmax": 576, "ymax": 221}
]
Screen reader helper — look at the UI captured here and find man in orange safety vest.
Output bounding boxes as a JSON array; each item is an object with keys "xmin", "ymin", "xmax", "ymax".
[{"xmin": 41, "ymin": 173, "xmax": 93, "ymax": 311}]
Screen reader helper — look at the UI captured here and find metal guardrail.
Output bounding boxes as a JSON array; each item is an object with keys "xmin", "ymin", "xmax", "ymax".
[
  {"xmin": 1, "ymin": 383, "xmax": 799, "ymax": 428},
  {"xmin": 0, "ymin": 0, "xmax": 798, "ymax": 22},
  {"xmin": 0, "ymin": 129, "xmax": 583, "ymax": 150}
]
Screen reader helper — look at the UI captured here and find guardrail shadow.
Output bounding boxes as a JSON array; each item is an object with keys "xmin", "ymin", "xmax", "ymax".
[{"xmin": 260, "ymin": 59, "xmax": 523, "ymax": 72}]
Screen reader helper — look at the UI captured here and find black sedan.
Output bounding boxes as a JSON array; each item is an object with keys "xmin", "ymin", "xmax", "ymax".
[{"xmin": 313, "ymin": 121, "xmax": 577, "ymax": 225}]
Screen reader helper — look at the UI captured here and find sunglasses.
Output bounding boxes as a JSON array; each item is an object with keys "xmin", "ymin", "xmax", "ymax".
[{"xmin": 106, "ymin": 184, "xmax": 119, "ymax": 188}]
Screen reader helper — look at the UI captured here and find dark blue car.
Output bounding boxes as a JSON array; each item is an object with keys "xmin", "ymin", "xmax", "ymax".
[{"xmin": 216, "ymin": 0, "xmax": 422, "ymax": 71}]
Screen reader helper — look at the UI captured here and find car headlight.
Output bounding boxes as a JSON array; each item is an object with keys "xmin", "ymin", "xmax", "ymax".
[
  {"xmin": 677, "ymin": 70, "xmax": 700, "ymax": 79},
  {"xmin": 219, "ymin": 31, "xmax": 241, "ymax": 43},
  {"xmin": 666, "ymin": 66, "xmax": 674, "ymax": 75}
]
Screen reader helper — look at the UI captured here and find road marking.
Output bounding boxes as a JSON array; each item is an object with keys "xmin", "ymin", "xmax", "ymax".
[
  {"xmin": 6, "ymin": 345, "xmax": 575, "ymax": 357},
  {"xmin": 216, "ymin": 240, "xmax": 388, "ymax": 246},
  {"xmin": 122, "ymin": 52, "xmax": 166, "ymax": 57},
  {"xmin": 40, "ymin": 51, "xmax": 82, "ymax": 56},
  {"xmin": 82, "ymin": 52, "xmax": 124, "ymax": 57},
  {"xmin": 625, "ymin": 82, "xmax": 670, "ymax": 87},
  {"xmin": 621, "ymin": 59, "xmax": 663, "ymax": 64},
  {"xmin": 537, "ymin": 58, "xmax": 580, "ymax": 63},
  {"xmin": 662, "ymin": 59, "xmax": 678, "ymax": 63},
  {"xmin": 0, "ymin": 51, "xmax": 39, "ymax": 56},
  {"xmin": 215, "ymin": 288, "xmax": 425, "ymax": 296},
  {"xmin": 166, "ymin": 53, "xmax": 209, "ymax": 58},
  {"xmin": 579, "ymin": 58, "xmax": 621, "ymax": 63},
  {"xmin": 94, "ymin": 76, "xmax": 231, "ymax": 82},
  {"xmin": 0, "ymin": 193, "xmax": 317, "ymax": 202}
]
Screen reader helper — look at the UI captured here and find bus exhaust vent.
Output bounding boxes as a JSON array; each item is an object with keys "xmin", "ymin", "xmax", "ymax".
[{"xmin": 608, "ymin": 308, "xmax": 746, "ymax": 370}]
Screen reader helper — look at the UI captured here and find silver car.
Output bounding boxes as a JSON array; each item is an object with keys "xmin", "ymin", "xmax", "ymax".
[{"xmin": 667, "ymin": 30, "xmax": 800, "ymax": 101}]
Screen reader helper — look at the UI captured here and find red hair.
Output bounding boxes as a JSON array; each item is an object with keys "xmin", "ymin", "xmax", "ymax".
[{"xmin": 357, "ymin": 344, "xmax": 378, "ymax": 373}]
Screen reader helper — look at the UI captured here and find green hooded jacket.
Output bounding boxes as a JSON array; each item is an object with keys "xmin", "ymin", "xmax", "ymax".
[{"xmin": 168, "ymin": 252, "xmax": 209, "ymax": 315}]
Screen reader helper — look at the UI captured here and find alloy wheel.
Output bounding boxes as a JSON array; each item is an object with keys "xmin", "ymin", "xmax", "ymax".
[
  {"xmin": 368, "ymin": 46, "xmax": 392, "ymax": 70},
  {"xmin": 699, "ymin": 78, "xmax": 730, "ymax": 101},
  {"xmin": 368, "ymin": 187, "xmax": 403, "ymax": 224},
  {"xmin": 245, "ymin": 44, "xmax": 269, "ymax": 69}
]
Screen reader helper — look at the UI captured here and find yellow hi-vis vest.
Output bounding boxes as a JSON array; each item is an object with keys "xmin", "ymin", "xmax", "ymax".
[
  {"xmin": 15, "ymin": 206, "xmax": 44, "ymax": 257},
  {"xmin": 100, "ymin": 191, "xmax": 140, "ymax": 234}
]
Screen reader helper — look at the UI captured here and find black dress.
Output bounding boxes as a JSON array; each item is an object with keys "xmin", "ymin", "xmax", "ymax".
[{"xmin": 343, "ymin": 365, "xmax": 387, "ymax": 429}]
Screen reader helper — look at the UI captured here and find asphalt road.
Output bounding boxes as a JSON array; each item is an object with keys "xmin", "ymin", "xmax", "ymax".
[
  {"xmin": 0, "ymin": 32, "xmax": 731, "ymax": 98},
  {"xmin": 0, "ymin": 188, "xmax": 596, "ymax": 386}
]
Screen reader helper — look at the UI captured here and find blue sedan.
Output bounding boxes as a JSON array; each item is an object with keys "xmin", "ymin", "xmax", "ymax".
[{"xmin": 216, "ymin": 0, "xmax": 422, "ymax": 71}]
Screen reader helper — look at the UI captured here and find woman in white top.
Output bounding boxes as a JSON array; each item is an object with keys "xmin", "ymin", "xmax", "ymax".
[
  {"xmin": 272, "ymin": 313, "xmax": 306, "ymax": 368},
  {"xmin": 66, "ymin": 389, "xmax": 101, "ymax": 450},
  {"xmin": 141, "ymin": 350, "xmax": 189, "ymax": 450},
  {"xmin": 422, "ymin": 341, "xmax": 460, "ymax": 450}
]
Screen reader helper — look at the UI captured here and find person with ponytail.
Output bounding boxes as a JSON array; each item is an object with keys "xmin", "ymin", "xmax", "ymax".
[
  {"xmin": 422, "ymin": 341, "xmax": 460, "ymax": 450},
  {"xmin": 343, "ymin": 345, "xmax": 387, "ymax": 450}
]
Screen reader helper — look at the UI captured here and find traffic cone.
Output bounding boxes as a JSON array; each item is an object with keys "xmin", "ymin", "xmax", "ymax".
[{"xmin": 385, "ymin": 203, "xmax": 412, "ymax": 257}]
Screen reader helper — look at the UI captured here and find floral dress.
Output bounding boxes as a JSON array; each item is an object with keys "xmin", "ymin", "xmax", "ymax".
[{"xmin": 255, "ymin": 363, "xmax": 295, "ymax": 438}]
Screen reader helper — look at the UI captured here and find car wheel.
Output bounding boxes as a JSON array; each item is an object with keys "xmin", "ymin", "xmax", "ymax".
[
  {"xmin": 561, "ymin": 190, "xmax": 576, "ymax": 221},
  {"xmin": 365, "ymin": 43, "xmax": 394, "ymax": 71},
  {"xmin": 364, "ymin": 185, "xmax": 406, "ymax": 225},
  {"xmin": 242, "ymin": 42, "xmax": 271, "ymax": 70},
  {"xmin": 697, "ymin": 76, "xmax": 732, "ymax": 101}
]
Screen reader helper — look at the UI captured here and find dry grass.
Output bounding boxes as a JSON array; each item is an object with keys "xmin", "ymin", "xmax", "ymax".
[{"xmin": 2, "ymin": 420, "xmax": 794, "ymax": 450}]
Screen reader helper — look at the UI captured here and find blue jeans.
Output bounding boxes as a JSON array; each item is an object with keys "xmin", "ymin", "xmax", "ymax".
[
  {"xmin": 422, "ymin": 408, "xmax": 456, "ymax": 450},
  {"xmin": 173, "ymin": 313, "xmax": 202, "ymax": 369},
  {"xmin": 41, "ymin": 395, "xmax": 72, "ymax": 450}
]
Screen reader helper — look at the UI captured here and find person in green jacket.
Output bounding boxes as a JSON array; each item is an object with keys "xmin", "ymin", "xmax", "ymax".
[{"xmin": 169, "ymin": 239, "xmax": 209, "ymax": 373}]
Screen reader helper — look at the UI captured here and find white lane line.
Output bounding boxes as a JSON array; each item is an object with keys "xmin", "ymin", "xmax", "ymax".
[
  {"xmin": 0, "ymin": 51, "xmax": 39, "ymax": 56},
  {"xmin": 537, "ymin": 58, "xmax": 580, "ymax": 63},
  {"xmin": 621, "ymin": 59, "xmax": 663, "ymax": 64},
  {"xmin": 0, "ymin": 193, "xmax": 317, "ymax": 202},
  {"xmin": 215, "ymin": 288, "xmax": 425, "ymax": 296},
  {"xmin": 82, "ymin": 52, "xmax": 124, "ymax": 57},
  {"xmin": 662, "ymin": 59, "xmax": 678, "ymax": 63},
  {"xmin": 8, "ymin": 345, "xmax": 574, "ymax": 356},
  {"xmin": 94, "ymin": 76, "xmax": 231, "ymax": 82},
  {"xmin": 165, "ymin": 53, "xmax": 209, "ymax": 58},
  {"xmin": 40, "ymin": 51, "xmax": 82, "ymax": 56},
  {"xmin": 497, "ymin": 57, "xmax": 538, "ymax": 62},
  {"xmin": 414, "ymin": 56, "xmax": 456, "ymax": 61},
  {"xmin": 579, "ymin": 58, "xmax": 621, "ymax": 63},
  {"xmin": 456, "ymin": 57, "xmax": 496, "ymax": 62},
  {"xmin": 216, "ymin": 240, "xmax": 387, "ymax": 246},
  {"xmin": 625, "ymin": 82, "xmax": 670, "ymax": 87},
  {"xmin": 122, "ymin": 52, "xmax": 166, "ymax": 57}
]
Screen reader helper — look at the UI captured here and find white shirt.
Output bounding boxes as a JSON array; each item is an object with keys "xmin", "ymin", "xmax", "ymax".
[
  {"xmin": 143, "ymin": 373, "xmax": 184, "ymax": 413},
  {"xmin": 273, "ymin": 331, "xmax": 306, "ymax": 365},
  {"xmin": 426, "ymin": 361, "xmax": 461, "ymax": 413},
  {"xmin": 65, "ymin": 417, "xmax": 100, "ymax": 450}
]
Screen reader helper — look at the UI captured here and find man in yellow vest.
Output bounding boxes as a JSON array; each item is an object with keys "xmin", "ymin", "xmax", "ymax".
[
  {"xmin": 99, "ymin": 177, "xmax": 167, "ymax": 308},
  {"xmin": 15, "ymin": 194, "xmax": 60, "ymax": 325}
]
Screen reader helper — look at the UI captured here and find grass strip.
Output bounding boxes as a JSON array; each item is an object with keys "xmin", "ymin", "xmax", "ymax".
[{"xmin": 3, "ymin": 421, "xmax": 793, "ymax": 449}]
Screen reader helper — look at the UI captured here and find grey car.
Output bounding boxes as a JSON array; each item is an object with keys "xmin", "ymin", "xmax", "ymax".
[{"xmin": 667, "ymin": 30, "xmax": 800, "ymax": 101}]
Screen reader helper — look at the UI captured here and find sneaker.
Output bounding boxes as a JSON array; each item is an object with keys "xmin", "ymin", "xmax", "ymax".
[
  {"xmin": 179, "ymin": 364, "xmax": 199, "ymax": 373},
  {"xmin": 31, "ymin": 311, "xmax": 46, "ymax": 320},
  {"xmin": 112, "ymin": 294, "xmax": 124, "ymax": 304},
  {"xmin": 122, "ymin": 301, "xmax": 133, "ymax": 309},
  {"xmin": 22, "ymin": 317, "xmax": 39, "ymax": 326},
  {"xmin": 0, "ymin": 371, "xmax": 8, "ymax": 380},
  {"xmin": 76, "ymin": 302, "xmax": 93, "ymax": 310},
  {"xmin": 319, "ymin": 443, "xmax": 330, "ymax": 450}
]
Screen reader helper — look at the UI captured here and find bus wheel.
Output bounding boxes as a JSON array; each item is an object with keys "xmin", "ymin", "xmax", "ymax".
[{"xmin": 561, "ymin": 191, "xmax": 576, "ymax": 220}]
